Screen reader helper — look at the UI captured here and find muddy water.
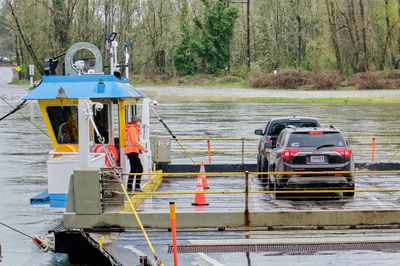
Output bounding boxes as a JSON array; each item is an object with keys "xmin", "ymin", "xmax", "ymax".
[{"xmin": 1, "ymin": 68, "xmax": 400, "ymax": 265}]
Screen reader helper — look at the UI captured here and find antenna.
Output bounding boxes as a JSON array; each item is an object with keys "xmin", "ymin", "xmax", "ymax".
[
  {"xmin": 122, "ymin": 40, "xmax": 133, "ymax": 79},
  {"xmin": 105, "ymin": 26, "xmax": 118, "ymax": 74}
]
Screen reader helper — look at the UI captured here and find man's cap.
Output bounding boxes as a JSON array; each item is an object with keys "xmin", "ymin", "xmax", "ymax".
[{"xmin": 130, "ymin": 116, "xmax": 142, "ymax": 124}]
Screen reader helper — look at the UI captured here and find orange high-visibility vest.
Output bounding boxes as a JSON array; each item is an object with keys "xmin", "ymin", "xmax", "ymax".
[{"xmin": 125, "ymin": 124, "xmax": 146, "ymax": 154}]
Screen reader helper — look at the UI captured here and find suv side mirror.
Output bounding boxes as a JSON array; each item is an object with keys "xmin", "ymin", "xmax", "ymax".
[{"xmin": 254, "ymin": 129, "xmax": 263, "ymax": 136}]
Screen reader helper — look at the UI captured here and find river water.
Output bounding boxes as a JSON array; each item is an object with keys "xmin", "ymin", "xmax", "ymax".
[{"xmin": 1, "ymin": 67, "xmax": 400, "ymax": 265}]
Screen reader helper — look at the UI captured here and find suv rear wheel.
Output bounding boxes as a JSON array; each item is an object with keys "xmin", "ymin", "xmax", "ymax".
[
  {"xmin": 343, "ymin": 183, "xmax": 355, "ymax": 197},
  {"xmin": 257, "ymin": 155, "xmax": 262, "ymax": 178},
  {"xmin": 273, "ymin": 178, "xmax": 284, "ymax": 199},
  {"xmin": 260, "ymin": 157, "xmax": 270, "ymax": 188}
]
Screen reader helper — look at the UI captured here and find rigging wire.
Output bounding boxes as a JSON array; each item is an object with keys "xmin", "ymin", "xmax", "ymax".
[
  {"xmin": 151, "ymin": 106, "xmax": 196, "ymax": 164},
  {"xmin": 0, "ymin": 221, "xmax": 33, "ymax": 240},
  {"xmin": 0, "ymin": 97, "xmax": 27, "ymax": 122},
  {"xmin": 0, "ymin": 96, "xmax": 49, "ymax": 137},
  {"xmin": 0, "ymin": 221, "xmax": 45, "ymax": 249}
]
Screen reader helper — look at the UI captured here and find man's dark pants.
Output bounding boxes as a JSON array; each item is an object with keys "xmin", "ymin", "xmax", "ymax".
[{"xmin": 127, "ymin": 152, "xmax": 143, "ymax": 191}]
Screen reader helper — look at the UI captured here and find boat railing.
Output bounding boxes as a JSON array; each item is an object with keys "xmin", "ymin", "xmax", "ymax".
[{"xmin": 48, "ymin": 151, "xmax": 105, "ymax": 161}]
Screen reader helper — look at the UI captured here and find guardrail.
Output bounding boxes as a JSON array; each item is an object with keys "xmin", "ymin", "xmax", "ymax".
[
  {"xmin": 168, "ymin": 135, "xmax": 400, "ymax": 164},
  {"xmin": 121, "ymin": 170, "xmax": 400, "ymax": 215}
]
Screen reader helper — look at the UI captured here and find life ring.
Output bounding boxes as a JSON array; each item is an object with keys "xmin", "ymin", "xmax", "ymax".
[
  {"xmin": 93, "ymin": 144, "xmax": 119, "ymax": 167},
  {"xmin": 54, "ymin": 144, "xmax": 78, "ymax": 158}
]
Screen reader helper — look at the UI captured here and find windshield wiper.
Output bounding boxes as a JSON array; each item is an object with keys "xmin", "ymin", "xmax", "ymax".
[{"xmin": 316, "ymin": 144, "xmax": 335, "ymax": 150}]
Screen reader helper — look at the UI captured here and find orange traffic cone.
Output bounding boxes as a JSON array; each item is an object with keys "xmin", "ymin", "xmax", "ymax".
[
  {"xmin": 192, "ymin": 177, "xmax": 209, "ymax": 206},
  {"xmin": 199, "ymin": 162, "xmax": 209, "ymax": 189}
]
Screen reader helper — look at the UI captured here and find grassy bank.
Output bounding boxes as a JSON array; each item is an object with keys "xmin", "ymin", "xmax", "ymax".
[
  {"xmin": 131, "ymin": 70, "xmax": 400, "ymax": 91},
  {"xmin": 131, "ymin": 74, "xmax": 247, "ymax": 87},
  {"xmin": 239, "ymin": 97, "xmax": 400, "ymax": 104}
]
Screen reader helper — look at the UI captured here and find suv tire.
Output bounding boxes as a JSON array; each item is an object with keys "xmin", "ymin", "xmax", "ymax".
[
  {"xmin": 260, "ymin": 157, "xmax": 269, "ymax": 188},
  {"xmin": 273, "ymin": 178, "xmax": 283, "ymax": 199},
  {"xmin": 343, "ymin": 183, "xmax": 355, "ymax": 197}
]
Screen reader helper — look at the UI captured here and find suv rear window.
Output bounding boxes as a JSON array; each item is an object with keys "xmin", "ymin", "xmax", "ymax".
[
  {"xmin": 287, "ymin": 132, "xmax": 345, "ymax": 148},
  {"xmin": 270, "ymin": 121, "xmax": 318, "ymax": 136}
]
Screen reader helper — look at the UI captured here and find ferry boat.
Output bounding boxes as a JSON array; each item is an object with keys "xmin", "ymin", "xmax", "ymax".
[{"xmin": 26, "ymin": 38, "xmax": 153, "ymax": 208}]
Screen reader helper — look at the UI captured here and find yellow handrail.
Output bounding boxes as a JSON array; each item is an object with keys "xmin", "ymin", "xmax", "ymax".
[
  {"xmin": 119, "ymin": 188, "xmax": 400, "ymax": 195},
  {"xmin": 124, "ymin": 169, "xmax": 400, "ymax": 176},
  {"xmin": 173, "ymin": 135, "xmax": 400, "ymax": 141}
]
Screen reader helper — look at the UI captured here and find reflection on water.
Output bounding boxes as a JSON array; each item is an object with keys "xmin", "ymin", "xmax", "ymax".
[{"xmin": 1, "ymin": 99, "xmax": 400, "ymax": 265}]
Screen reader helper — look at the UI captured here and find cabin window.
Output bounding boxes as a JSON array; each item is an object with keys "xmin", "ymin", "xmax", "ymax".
[
  {"xmin": 93, "ymin": 104, "xmax": 109, "ymax": 143},
  {"xmin": 47, "ymin": 106, "xmax": 79, "ymax": 144},
  {"xmin": 125, "ymin": 104, "xmax": 137, "ymax": 123}
]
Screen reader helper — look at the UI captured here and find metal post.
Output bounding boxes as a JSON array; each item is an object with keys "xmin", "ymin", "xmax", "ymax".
[
  {"xmin": 207, "ymin": 139, "xmax": 212, "ymax": 164},
  {"xmin": 28, "ymin": 64, "xmax": 34, "ymax": 87},
  {"xmin": 244, "ymin": 171, "xmax": 250, "ymax": 226},
  {"xmin": 372, "ymin": 138, "xmax": 376, "ymax": 164},
  {"xmin": 78, "ymin": 99, "xmax": 90, "ymax": 168},
  {"xmin": 246, "ymin": 0, "xmax": 251, "ymax": 69},
  {"xmin": 124, "ymin": 50, "xmax": 129, "ymax": 79},
  {"xmin": 241, "ymin": 138, "xmax": 245, "ymax": 167},
  {"xmin": 141, "ymin": 98, "xmax": 152, "ymax": 174},
  {"xmin": 112, "ymin": 40, "xmax": 118, "ymax": 73},
  {"xmin": 169, "ymin": 202, "xmax": 179, "ymax": 266}
]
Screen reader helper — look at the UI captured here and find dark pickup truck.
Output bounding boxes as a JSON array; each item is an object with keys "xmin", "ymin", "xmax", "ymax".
[{"xmin": 254, "ymin": 116, "xmax": 320, "ymax": 179}]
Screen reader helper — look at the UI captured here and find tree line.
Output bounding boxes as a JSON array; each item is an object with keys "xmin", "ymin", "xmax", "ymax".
[{"xmin": 2, "ymin": 0, "xmax": 400, "ymax": 78}]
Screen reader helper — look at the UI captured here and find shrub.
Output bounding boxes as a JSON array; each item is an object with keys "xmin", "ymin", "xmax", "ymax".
[
  {"xmin": 386, "ymin": 69, "xmax": 400, "ymax": 79},
  {"xmin": 311, "ymin": 70, "xmax": 341, "ymax": 90},
  {"xmin": 347, "ymin": 72, "xmax": 384, "ymax": 90},
  {"xmin": 248, "ymin": 69, "xmax": 311, "ymax": 89},
  {"xmin": 248, "ymin": 73, "xmax": 271, "ymax": 88}
]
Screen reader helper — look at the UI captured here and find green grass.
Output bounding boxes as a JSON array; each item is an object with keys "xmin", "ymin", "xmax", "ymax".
[
  {"xmin": 130, "ymin": 74, "xmax": 247, "ymax": 88},
  {"xmin": 9, "ymin": 79, "xmax": 30, "ymax": 86},
  {"xmin": 239, "ymin": 97, "xmax": 400, "ymax": 104}
]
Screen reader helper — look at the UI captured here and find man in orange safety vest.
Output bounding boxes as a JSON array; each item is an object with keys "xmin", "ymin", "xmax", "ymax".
[{"xmin": 125, "ymin": 116, "xmax": 148, "ymax": 192}]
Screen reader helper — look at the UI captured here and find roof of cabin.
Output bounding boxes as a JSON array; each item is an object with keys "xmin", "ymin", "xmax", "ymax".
[{"xmin": 23, "ymin": 75, "xmax": 146, "ymax": 100}]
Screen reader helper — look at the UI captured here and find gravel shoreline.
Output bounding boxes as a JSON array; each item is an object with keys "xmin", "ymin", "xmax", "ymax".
[{"xmin": 139, "ymin": 85, "xmax": 400, "ymax": 101}]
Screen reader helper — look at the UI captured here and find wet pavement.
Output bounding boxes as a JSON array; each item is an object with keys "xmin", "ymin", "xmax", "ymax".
[
  {"xmin": 136, "ymin": 173, "xmax": 400, "ymax": 213},
  {"xmin": 1, "ymin": 67, "xmax": 400, "ymax": 265}
]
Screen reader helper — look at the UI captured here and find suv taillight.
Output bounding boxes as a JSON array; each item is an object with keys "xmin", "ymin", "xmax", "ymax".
[
  {"xmin": 332, "ymin": 148, "xmax": 352, "ymax": 158},
  {"xmin": 281, "ymin": 149, "xmax": 303, "ymax": 159}
]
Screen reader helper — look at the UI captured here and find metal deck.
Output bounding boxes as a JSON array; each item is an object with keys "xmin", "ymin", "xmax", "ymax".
[{"xmin": 87, "ymin": 228, "xmax": 400, "ymax": 265}]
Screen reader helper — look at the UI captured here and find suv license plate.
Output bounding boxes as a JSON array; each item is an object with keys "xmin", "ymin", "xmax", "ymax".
[{"xmin": 310, "ymin": 155, "xmax": 325, "ymax": 163}]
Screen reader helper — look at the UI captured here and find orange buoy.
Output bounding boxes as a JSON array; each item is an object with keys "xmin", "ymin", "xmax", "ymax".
[
  {"xmin": 93, "ymin": 144, "xmax": 119, "ymax": 167},
  {"xmin": 53, "ymin": 144, "xmax": 78, "ymax": 158}
]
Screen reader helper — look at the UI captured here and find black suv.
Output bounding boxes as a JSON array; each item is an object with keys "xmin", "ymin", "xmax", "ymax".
[
  {"xmin": 255, "ymin": 117, "xmax": 320, "ymax": 178},
  {"xmin": 267, "ymin": 127, "xmax": 354, "ymax": 198}
]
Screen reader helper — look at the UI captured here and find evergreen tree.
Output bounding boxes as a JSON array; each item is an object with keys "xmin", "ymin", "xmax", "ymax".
[
  {"xmin": 173, "ymin": 0, "xmax": 198, "ymax": 76},
  {"xmin": 194, "ymin": 0, "xmax": 238, "ymax": 73}
]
